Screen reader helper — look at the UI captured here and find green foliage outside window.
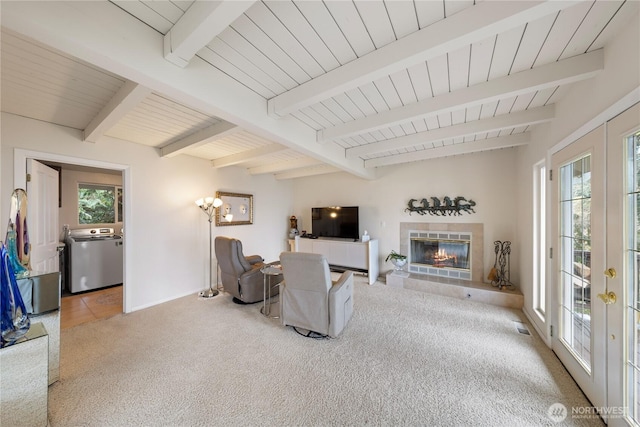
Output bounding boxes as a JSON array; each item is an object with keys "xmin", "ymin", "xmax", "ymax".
[
  {"xmin": 79, "ymin": 184, "xmax": 116, "ymax": 224},
  {"xmin": 572, "ymin": 162, "xmax": 591, "ymax": 254}
]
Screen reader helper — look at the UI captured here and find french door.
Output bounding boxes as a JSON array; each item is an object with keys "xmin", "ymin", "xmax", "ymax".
[
  {"xmin": 552, "ymin": 124, "xmax": 608, "ymax": 410},
  {"xmin": 551, "ymin": 103, "xmax": 640, "ymax": 425}
]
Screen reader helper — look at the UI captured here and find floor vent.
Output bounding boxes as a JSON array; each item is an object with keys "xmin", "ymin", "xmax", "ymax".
[{"xmin": 514, "ymin": 321, "xmax": 531, "ymax": 335}]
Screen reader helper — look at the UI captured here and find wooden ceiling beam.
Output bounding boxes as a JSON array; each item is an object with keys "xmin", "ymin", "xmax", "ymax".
[
  {"xmin": 274, "ymin": 165, "xmax": 340, "ymax": 180},
  {"xmin": 248, "ymin": 157, "xmax": 321, "ymax": 175},
  {"xmin": 159, "ymin": 121, "xmax": 239, "ymax": 158},
  {"xmin": 212, "ymin": 144, "xmax": 286, "ymax": 168},
  {"xmin": 164, "ymin": 1, "xmax": 256, "ymax": 67},
  {"xmin": 322, "ymin": 50, "xmax": 602, "ymax": 141},
  {"xmin": 364, "ymin": 133, "xmax": 531, "ymax": 168},
  {"xmin": 2, "ymin": 1, "xmax": 375, "ymax": 179},
  {"xmin": 347, "ymin": 105, "xmax": 554, "ymax": 158},
  {"xmin": 84, "ymin": 81, "xmax": 152, "ymax": 143},
  {"xmin": 268, "ymin": 0, "xmax": 580, "ymax": 117}
]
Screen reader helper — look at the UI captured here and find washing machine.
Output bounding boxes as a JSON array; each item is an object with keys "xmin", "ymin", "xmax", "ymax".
[{"xmin": 66, "ymin": 228, "xmax": 123, "ymax": 293}]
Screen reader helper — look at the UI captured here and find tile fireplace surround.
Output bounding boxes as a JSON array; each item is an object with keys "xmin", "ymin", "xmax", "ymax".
[
  {"xmin": 388, "ymin": 222, "xmax": 523, "ymax": 309},
  {"xmin": 401, "ymin": 222, "xmax": 483, "ymax": 281}
]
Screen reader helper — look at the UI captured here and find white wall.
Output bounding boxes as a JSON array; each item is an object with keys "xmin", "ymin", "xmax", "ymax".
[
  {"xmin": 1, "ymin": 113, "xmax": 293, "ymax": 312},
  {"xmin": 292, "ymin": 148, "xmax": 520, "ymax": 282},
  {"xmin": 515, "ymin": 12, "xmax": 640, "ymax": 340}
]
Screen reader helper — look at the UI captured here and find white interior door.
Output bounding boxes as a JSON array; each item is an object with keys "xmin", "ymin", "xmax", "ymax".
[
  {"xmin": 26, "ymin": 159, "xmax": 59, "ymax": 274},
  {"xmin": 551, "ymin": 125, "xmax": 607, "ymax": 410}
]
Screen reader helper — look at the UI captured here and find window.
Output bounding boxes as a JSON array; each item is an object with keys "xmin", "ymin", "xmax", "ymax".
[
  {"xmin": 78, "ymin": 183, "xmax": 122, "ymax": 224},
  {"xmin": 533, "ymin": 161, "xmax": 547, "ymax": 318}
]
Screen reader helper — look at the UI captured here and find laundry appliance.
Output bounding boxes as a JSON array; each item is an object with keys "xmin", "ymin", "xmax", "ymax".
[{"xmin": 66, "ymin": 228, "xmax": 123, "ymax": 293}]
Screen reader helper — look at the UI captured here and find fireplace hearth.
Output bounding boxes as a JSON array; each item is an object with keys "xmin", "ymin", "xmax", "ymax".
[{"xmin": 392, "ymin": 223, "xmax": 522, "ymax": 308}]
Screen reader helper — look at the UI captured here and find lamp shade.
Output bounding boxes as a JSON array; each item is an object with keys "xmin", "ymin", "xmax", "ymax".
[{"xmin": 196, "ymin": 197, "xmax": 222, "ymax": 209}]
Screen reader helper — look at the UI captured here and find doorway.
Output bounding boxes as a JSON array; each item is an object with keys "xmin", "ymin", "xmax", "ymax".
[
  {"xmin": 13, "ymin": 149, "xmax": 131, "ymax": 314},
  {"xmin": 550, "ymin": 102, "xmax": 640, "ymax": 424},
  {"xmin": 39, "ymin": 161, "xmax": 125, "ymax": 329}
]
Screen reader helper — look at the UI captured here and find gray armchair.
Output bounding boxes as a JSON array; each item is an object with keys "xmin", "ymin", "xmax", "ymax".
[
  {"xmin": 279, "ymin": 252, "xmax": 354, "ymax": 338},
  {"xmin": 215, "ymin": 236, "xmax": 270, "ymax": 304}
]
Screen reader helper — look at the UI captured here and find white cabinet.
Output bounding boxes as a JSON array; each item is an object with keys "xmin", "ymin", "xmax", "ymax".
[
  {"xmin": 296, "ymin": 238, "xmax": 313, "ymax": 253},
  {"xmin": 347, "ymin": 244, "xmax": 369, "ymax": 270},
  {"xmin": 293, "ymin": 237, "xmax": 379, "ymax": 285}
]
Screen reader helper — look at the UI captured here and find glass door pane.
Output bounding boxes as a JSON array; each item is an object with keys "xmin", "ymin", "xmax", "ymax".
[
  {"xmin": 559, "ymin": 154, "xmax": 592, "ymax": 370},
  {"xmin": 626, "ymin": 133, "xmax": 640, "ymax": 423}
]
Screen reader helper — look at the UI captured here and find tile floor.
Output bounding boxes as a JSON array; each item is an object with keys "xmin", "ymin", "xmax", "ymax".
[{"xmin": 60, "ymin": 285, "xmax": 123, "ymax": 330}]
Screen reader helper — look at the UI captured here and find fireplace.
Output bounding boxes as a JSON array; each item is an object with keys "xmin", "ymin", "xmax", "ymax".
[
  {"xmin": 409, "ymin": 231, "xmax": 472, "ymax": 280},
  {"xmin": 400, "ymin": 223, "xmax": 483, "ymax": 282}
]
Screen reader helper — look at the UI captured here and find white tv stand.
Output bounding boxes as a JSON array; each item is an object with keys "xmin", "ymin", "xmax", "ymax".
[{"xmin": 292, "ymin": 236, "xmax": 379, "ymax": 285}]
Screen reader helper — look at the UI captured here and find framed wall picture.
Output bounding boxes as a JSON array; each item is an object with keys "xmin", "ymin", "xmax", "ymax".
[{"xmin": 215, "ymin": 191, "xmax": 253, "ymax": 226}]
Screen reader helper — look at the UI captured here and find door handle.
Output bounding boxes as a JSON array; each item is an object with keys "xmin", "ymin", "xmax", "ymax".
[
  {"xmin": 604, "ymin": 268, "xmax": 617, "ymax": 279},
  {"xmin": 597, "ymin": 291, "xmax": 617, "ymax": 305}
]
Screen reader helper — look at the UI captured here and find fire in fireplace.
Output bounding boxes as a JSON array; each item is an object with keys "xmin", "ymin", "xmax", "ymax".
[{"xmin": 409, "ymin": 231, "xmax": 472, "ymax": 280}]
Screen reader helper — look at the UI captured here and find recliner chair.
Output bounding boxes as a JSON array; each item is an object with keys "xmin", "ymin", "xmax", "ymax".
[
  {"xmin": 215, "ymin": 236, "xmax": 271, "ymax": 304},
  {"xmin": 279, "ymin": 252, "xmax": 354, "ymax": 338}
]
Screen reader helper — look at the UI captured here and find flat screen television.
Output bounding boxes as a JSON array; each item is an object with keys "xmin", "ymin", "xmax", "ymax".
[{"xmin": 311, "ymin": 206, "xmax": 359, "ymax": 240}]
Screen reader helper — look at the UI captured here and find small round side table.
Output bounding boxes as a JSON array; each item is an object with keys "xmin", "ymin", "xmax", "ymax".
[{"xmin": 260, "ymin": 264, "xmax": 282, "ymax": 318}]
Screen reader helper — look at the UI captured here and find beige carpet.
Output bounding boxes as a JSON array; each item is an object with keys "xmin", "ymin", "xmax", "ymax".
[{"xmin": 49, "ymin": 276, "xmax": 603, "ymax": 426}]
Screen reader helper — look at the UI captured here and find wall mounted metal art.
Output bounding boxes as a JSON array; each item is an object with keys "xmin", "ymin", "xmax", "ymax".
[{"xmin": 405, "ymin": 197, "xmax": 476, "ymax": 216}]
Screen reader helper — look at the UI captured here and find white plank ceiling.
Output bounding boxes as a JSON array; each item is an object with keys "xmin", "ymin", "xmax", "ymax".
[{"xmin": 1, "ymin": 1, "xmax": 637, "ymax": 179}]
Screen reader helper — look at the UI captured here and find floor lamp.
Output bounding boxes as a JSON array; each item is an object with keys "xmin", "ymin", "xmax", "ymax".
[{"xmin": 196, "ymin": 196, "xmax": 223, "ymax": 298}]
